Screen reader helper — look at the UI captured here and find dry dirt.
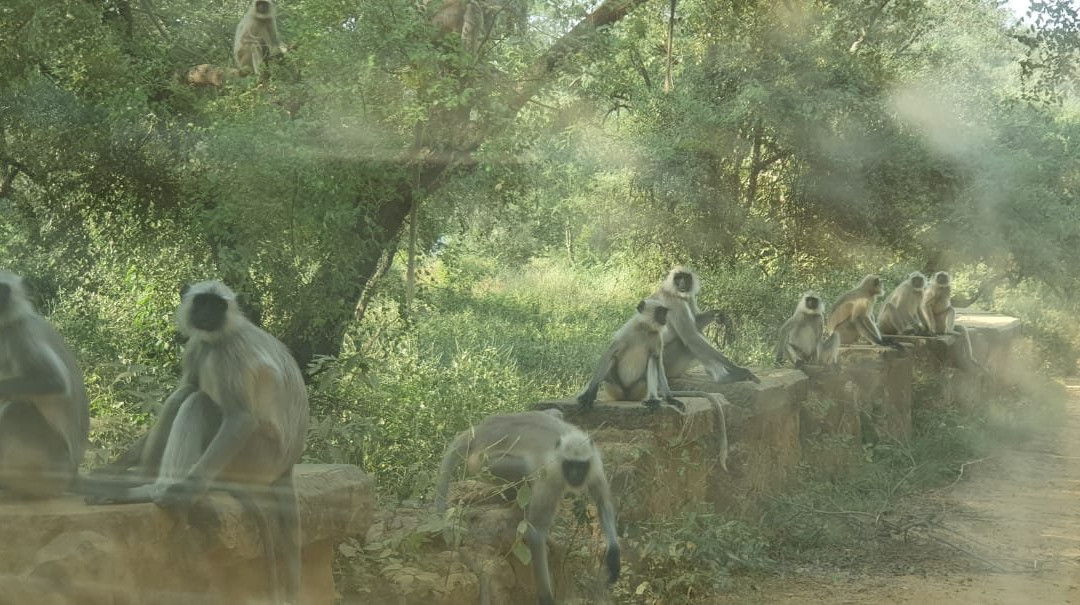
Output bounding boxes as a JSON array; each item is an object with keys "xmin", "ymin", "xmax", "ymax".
[{"xmin": 709, "ymin": 381, "xmax": 1080, "ymax": 605}]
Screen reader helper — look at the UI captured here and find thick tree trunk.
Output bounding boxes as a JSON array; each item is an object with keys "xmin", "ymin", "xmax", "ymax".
[{"xmin": 280, "ymin": 0, "xmax": 652, "ymax": 366}]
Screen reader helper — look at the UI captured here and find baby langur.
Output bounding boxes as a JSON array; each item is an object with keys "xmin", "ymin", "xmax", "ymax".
[
  {"xmin": 878, "ymin": 272, "xmax": 932, "ymax": 336},
  {"xmin": 0, "ymin": 271, "xmax": 89, "ymax": 498},
  {"xmin": 923, "ymin": 271, "xmax": 983, "ymax": 371},
  {"xmin": 775, "ymin": 291, "xmax": 840, "ymax": 368},
  {"xmin": 576, "ymin": 299, "xmax": 675, "ymax": 409},
  {"xmin": 652, "ymin": 267, "xmax": 759, "ymax": 384},
  {"xmin": 576, "ymin": 300, "xmax": 730, "ymax": 468},
  {"xmin": 434, "ymin": 410, "xmax": 619, "ymax": 605},
  {"xmin": 87, "ymin": 281, "xmax": 309, "ymax": 604},
  {"xmin": 826, "ymin": 275, "xmax": 903, "ymax": 350},
  {"xmin": 234, "ymin": 0, "xmax": 285, "ymax": 76}
]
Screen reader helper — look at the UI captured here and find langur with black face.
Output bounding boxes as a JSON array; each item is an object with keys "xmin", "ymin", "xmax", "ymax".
[
  {"xmin": 878, "ymin": 272, "xmax": 932, "ymax": 336},
  {"xmin": 652, "ymin": 267, "xmax": 759, "ymax": 384},
  {"xmin": 775, "ymin": 291, "xmax": 839, "ymax": 368},
  {"xmin": 0, "ymin": 271, "xmax": 89, "ymax": 498},
  {"xmin": 826, "ymin": 275, "xmax": 904, "ymax": 350},
  {"xmin": 922, "ymin": 271, "xmax": 983, "ymax": 371},
  {"xmin": 234, "ymin": 0, "xmax": 285, "ymax": 76},
  {"xmin": 434, "ymin": 409, "xmax": 618, "ymax": 605},
  {"xmin": 87, "ymin": 281, "xmax": 309, "ymax": 605},
  {"xmin": 576, "ymin": 299, "xmax": 729, "ymax": 468}
]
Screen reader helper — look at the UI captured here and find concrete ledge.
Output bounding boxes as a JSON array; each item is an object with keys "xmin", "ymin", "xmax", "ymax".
[
  {"xmin": 827, "ymin": 345, "xmax": 914, "ymax": 444},
  {"xmin": 668, "ymin": 368, "xmax": 809, "ymax": 513},
  {"xmin": 956, "ymin": 310, "xmax": 1022, "ymax": 376},
  {"xmin": 0, "ymin": 464, "xmax": 374, "ymax": 605}
]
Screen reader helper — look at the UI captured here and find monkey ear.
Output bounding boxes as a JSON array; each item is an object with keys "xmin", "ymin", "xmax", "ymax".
[
  {"xmin": 554, "ymin": 437, "xmax": 561, "ymax": 449},
  {"xmin": 180, "ymin": 283, "xmax": 191, "ymax": 298},
  {"xmin": 636, "ymin": 300, "xmax": 646, "ymax": 314}
]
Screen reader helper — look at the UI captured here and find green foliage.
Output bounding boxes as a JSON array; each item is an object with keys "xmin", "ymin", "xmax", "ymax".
[{"xmin": 615, "ymin": 513, "xmax": 774, "ymax": 603}]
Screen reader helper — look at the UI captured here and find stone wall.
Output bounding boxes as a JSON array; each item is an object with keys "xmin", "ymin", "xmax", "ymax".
[
  {"xmin": 0, "ymin": 464, "xmax": 374, "ymax": 605},
  {"xmin": 0, "ymin": 313, "xmax": 1023, "ymax": 605}
]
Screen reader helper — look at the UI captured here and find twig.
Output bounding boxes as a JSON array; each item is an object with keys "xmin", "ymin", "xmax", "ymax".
[{"xmin": 946, "ymin": 457, "xmax": 989, "ymax": 490}]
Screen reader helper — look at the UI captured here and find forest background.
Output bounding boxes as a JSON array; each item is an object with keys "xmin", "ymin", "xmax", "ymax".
[{"xmin": 2, "ymin": 0, "xmax": 1079, "ymax": 599}]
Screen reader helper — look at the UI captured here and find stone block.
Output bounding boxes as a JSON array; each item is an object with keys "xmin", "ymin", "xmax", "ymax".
[
  {"xmin": 0, "ymin": 464, "xmax": 374, "ymax": 605},
  {"xmin": 824, "ymin": 345, "xmax": 914, "ymax": 444},
  {"xmin": 668, "ymin": 368, "xmax": 808, "ymax": 513}
]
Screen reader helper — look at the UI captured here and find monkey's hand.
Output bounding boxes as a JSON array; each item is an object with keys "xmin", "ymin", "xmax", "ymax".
[
  {"xmin": 663, "ymin": 396, "xmax": 686, "ymax": 411},
  {"xmin": 604, "ymin": 544, "xmax": 621, "ymax": 584},
  {"xmin": 642, "ymin": 398, "xmax": 662, "ymax": 410},
  {"xmin": 577, "ymin": 386, "xmax": 598, "ymax": 410}
]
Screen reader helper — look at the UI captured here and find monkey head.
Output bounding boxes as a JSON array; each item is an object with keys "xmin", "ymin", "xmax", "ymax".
[
  {"xmin": 908, "ymin": 271, "xmax": 926, "ymax": 291},
  {"xmin": 177, "ymin": 281, "xmax": 240, "ymax": 340},
  {"xmin": 933, "ymin": 271, "xmax": 950, "ymax": 286},
  {"xmin": 555, "ymin": 431, "xmax": 594, "ymax": 490},
  {"xmin": 800, "ymin": 291, "xmax": 823, "ymax": 314},
  {"xmin": 636, "ymin": 299, "xmax": 667, "ymax": 329},
  {"xmin": 0, "ymin": 271, "xmax": 34, "ymax": 325},
  {"xmin": 254, "ymin": 0, "xmax": 274, "ymax": 17},
  {"xmin": 858, "ymin": 274, "xmax": 883, "ymax": 297},
  {"xmin": 663, "ymin": 266, "xmax": 701, "ymax": 298}
]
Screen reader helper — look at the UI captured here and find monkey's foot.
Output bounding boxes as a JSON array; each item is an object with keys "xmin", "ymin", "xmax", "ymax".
[{"xmin": 153, "ymin": 479, "xmax": 201, "ymax": 511}]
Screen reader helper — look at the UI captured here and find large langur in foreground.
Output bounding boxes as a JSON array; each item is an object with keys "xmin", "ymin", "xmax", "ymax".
[
  {"xmin": 922, "ymin": 271, "xmax": 982, "ymax": 370},
  {"xmin": 775, "ymin": 291, "xmax": 839, "ymax": 368},
  {"xmin": 234, "ymin": 0, "xmax": 285, "ymax": 76},
  {"xmin": 652, "ymin": 267, "xmax": 759, "ymax": 384},
  {"xmin": 88, "ymin": 281, "xmax": 309, "ymax": 604},
  {"xmin": 0, "ymin": 271, "xmax": 89, "ymax": 497},
  {"xmin": 434, "ymin": 409, "xmax": 619, "ymax": 605},
  {"xmin": 878, "ymin": 272, "xmax": 931, "ymax": 336},
  {"xmin": 826, "ymin": 275, "xmax": 903, "ymax": 350}
]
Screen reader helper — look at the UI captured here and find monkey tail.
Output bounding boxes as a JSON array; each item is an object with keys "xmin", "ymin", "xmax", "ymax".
[
  {"xmin": 229, "ymin": 488, "xmax": 280, "ymax": 604},
  {"xmin": 434, "ymin": 431, "xmax": 471, "ymax": 513},
  {"xmin": 668, "ymin": 390, "xmax": 728, "ymax": 472}
]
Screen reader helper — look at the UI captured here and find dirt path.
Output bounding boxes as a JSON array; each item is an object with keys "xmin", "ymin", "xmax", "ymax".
[{"xmin": 712, "ymin": 382, "xmax": 1080, "ymax": 605}]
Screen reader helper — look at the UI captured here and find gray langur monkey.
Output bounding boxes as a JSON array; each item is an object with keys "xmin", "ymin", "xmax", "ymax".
[
  {"xmin": 86, "ymin": 281, "xmax": 309, "ymax": 605},
  {"xmin": 575, "ymin": 300, "xmax": 730, "ymax": 469},
  {"xmin": 0, "ymin": 271, "xmax": 89, "ymax": 498},
  {"xmin": 652, "ymin": 267, "xmax": 759, "ymax": 384},
  {"xmin": 434, "ymin": 409, "xmax": 619, "ymax": 605},
  {"xmin": 234, "ymin": 0, "xmax": 285, "ymax": 76},
  {"xmin": 878, "ymin": 272, "xmax": 932, "ymax": 336},
  {"xmin": 576, "ymin": 299, "xmax": 672, "ymax": 409},
  {"xmin": 423, "ymin": 0, "xmax": 484, "ymax": 54},
  {"xmin": 775, "ymin": 291, "xmax": 840, "ymax": 368},
  {"xmin": 826, "ymin": 275, "xmax": 903, "ymax": 350},
  {"xmin": 922, "ymin": 271, "xmax": 983, "ymax": 371}
]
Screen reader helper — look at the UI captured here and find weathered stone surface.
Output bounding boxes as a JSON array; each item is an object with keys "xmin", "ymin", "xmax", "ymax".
[
  {"xmin": 829, "ymin": 345, "xmax": 914, "ymax": 444},
  {"xmin": 533, "ymin": 397, "xmax": 725, "ymax": 522},
  {"xmin": 668, "ymin": 368, "xmax": 808, "ymax": 513},
  {"xmin": 799, "ymin": 366, "xmax": 864, "ymax": 479},
  {"xmin": 0, "ymin": 464, "xmax": 374, "ymax": 605},
  {"xmin": 956, "ymin": 310, "xmax": 1022, "ymax": 376}
]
